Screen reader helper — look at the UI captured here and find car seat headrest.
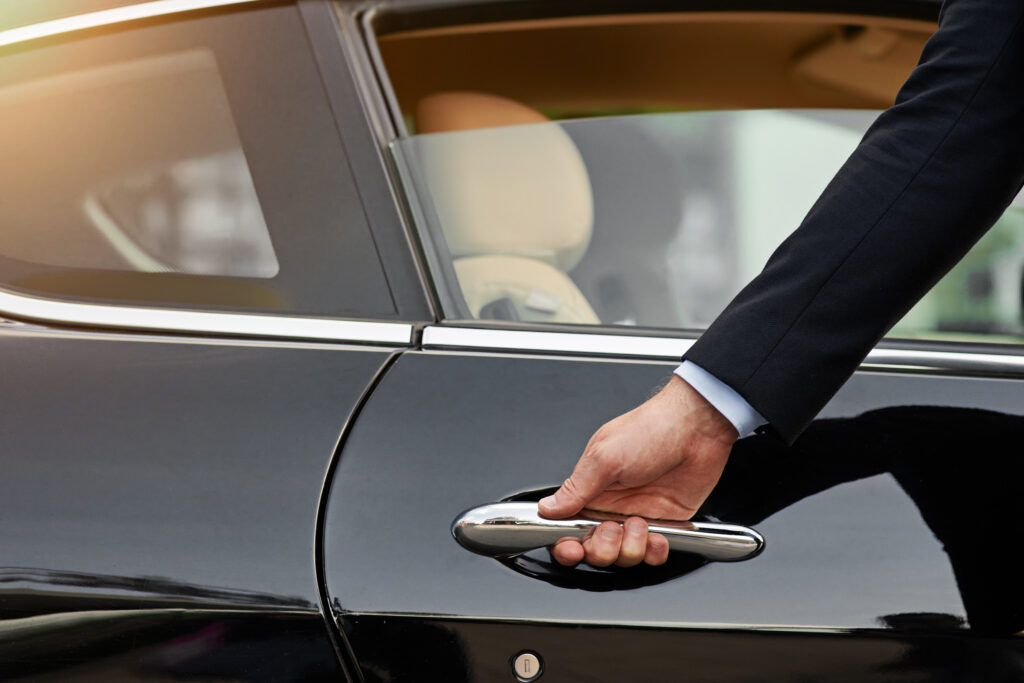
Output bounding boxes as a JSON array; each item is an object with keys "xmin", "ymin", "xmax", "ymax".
[
  {"xmin": 453, "ymin": 255, "xmax": 600, "ymax": 324},
  {"xmin": 416, "ymin": 91, "xmax": 549, "ymax": 133},
  {"xmin": 412, "ymin": 92, "xmax": 593, "ymax": 271}
]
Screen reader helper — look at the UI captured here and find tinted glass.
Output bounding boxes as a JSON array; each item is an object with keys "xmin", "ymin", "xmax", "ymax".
[
  {"xmin": 1, "ymin": 48, "xmax": 277, "ymax": 278},
  {"xmin": 0, "ymin": 3, "xmax": 397, "ymax": 317},
  {"xmin": 396, "ymin": 110, "xmax": 1024, "ymax": 343}
]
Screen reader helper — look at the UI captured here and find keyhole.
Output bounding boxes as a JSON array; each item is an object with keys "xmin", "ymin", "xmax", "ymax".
[{"xmin": 512, "ymin": 651, "xmax": 543, "ymax": 681}]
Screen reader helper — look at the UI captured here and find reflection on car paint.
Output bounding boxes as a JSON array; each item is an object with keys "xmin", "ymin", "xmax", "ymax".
[
  {"xmin": 451, "ymin": 406, "xmax": 1024, "ymax": 636},
  {"xmin": 344, "ymin": 406, "xmax": 1024, "ymax": 682},
  {"xmin": 712, "ymin": 405, "xmax": 1024, "ymax": 635},
  {"xmin": 0, "ymin": 608, "xmax": 343, "ymax": 681},
  {"xmin": 345, "ymin": 614, "xmax": 1024, "ymax": 683}
]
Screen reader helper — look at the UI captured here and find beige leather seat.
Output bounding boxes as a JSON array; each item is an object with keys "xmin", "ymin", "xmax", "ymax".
[{"xmin": 414, "ymin": 92, "xmax": 599, "ymax": 324}]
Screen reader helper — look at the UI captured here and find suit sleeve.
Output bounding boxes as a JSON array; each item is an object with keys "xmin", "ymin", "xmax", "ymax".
[{"xmin": 684, "ymin": 0, "xmax": 1024, "ymax": 442}]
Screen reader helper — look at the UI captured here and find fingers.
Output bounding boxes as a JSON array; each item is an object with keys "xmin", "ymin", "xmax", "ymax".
[
  {"xmin": 582, "ymin": 521, "xmax": 623, "ymax": 567},
  {"xmin": 539, "ymin": 449, "xmax": 618, "ymax": 519},
  {"xmin": 644, "ymin": 533, "xmax": 669, "ymax": 566},
  {"xmin": 614, "ymin": 517, "xmax": 648, "ymax": 567},
  {"xmin": 552, "ymin": 537, "xmax": 584, "ymax": 566},
  {"xmin": 550, "ymin": 519, "xmax": 667, "ymax": 568}
]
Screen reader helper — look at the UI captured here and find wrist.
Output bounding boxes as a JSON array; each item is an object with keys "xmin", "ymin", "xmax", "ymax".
[{"xmin": 663, "ymin": 375, "xmax": 739, "ymax": 444}]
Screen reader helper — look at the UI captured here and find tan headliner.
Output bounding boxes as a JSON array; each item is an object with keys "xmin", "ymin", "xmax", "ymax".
[{"xmin": 378, "ymin": 11, "xmax": 937, "ymax": 124}]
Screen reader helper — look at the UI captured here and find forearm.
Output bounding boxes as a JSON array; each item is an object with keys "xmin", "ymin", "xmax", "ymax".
[{"xmin": 686, "ymin": 0, "xmax": 1024, "ymax": 441}]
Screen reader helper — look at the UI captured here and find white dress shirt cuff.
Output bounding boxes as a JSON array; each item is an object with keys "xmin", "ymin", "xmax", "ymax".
[{"xmin": 674, "ymin": 361, "xmax": 767, "ymax": 438}]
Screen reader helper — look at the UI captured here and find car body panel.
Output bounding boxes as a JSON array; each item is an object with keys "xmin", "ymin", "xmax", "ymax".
[
  {"xmin": 345, "ymin": 615, "xmax": 1024, "ymax": 682},
  {"xmin": 0, "ymin": 324, "xmax": 393, "ymax": 678},
  {"xmin": 324, "ymin": 350, "xmax": 1024, "ymax": 678}
]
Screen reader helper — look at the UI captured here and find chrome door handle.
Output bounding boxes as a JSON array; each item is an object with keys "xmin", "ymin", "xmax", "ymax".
[{"xmin": 452, "ymin": 502, "xmax": 764, "ymax": 562}]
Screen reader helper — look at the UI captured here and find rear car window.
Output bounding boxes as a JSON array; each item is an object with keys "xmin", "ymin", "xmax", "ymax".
[
  {"xmin": 2, "ymin": 48, "xmax": 277, "ymax": 279},
  {"xmin": 0, "ymin": 3, "xmax": 396, "ymax": 318}
]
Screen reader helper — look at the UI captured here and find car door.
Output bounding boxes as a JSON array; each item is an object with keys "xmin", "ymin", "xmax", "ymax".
[
  {"xmin": 326, "ymin": 345, "xmax": 1024, "ymax": 682},
  {"xmin": 322, "ymin": 3, "xmax": 1024, "ymax": 680},
  {"xmin": 0, "ymin": 2, "xmax": 427, "ymax": 679}
]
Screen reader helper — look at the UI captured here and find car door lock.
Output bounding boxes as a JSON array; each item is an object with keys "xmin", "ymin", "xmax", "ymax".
[{"xmin": 512, "ymin": 651, "xmax": 543, "ymax": 681}]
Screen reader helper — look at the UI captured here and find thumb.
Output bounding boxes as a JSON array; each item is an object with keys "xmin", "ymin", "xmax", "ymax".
[{"xmin": 538, "ymin": 453, "xmax": 617, "ymax": 518}]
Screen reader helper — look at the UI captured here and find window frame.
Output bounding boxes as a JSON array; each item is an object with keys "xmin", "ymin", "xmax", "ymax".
[
  {"xmin": 0, "ymin": 0, "xmax": 431, "ymax": 343},
  {"xmin": 352, "ymin": 0, "xmax": 1024, "ymax": 374}
]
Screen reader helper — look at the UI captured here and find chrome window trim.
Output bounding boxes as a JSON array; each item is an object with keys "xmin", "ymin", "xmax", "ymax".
[
  {"xmin": 0, "ymin": 287, "xmax": 413, "ymax": 344},
  {"xmin": 422, "ymin": 325, "xmax": 1024, "ymax": 374},
  {"xmin": 422, "ymin": 326, "xmax": 694, "ymax": 359},
  {"xmin": 0, "ymin": 0, "xmax": 263, "ymax": 48},
  {"xmin": 862, "ymin": 348, "xmax": 1024, "ymax": 374},
  {"xmin": 0, "ymin": 320, "xmax": 409, "ymax": 352}
]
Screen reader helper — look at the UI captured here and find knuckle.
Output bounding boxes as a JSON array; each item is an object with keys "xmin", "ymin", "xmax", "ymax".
[
  {"xmin": 583, "ymin": 527, "xmax": 620, "ymax": 567},
  {"xmin": 560, "ymin": 478, "xmax": 583, "ymax": 503},
  {"xmin": 615, "ymin": 525, "xmax": 646, "ymax": 568},
  {"xmin": 625, "ymin": 517, "xmax": 648, "ymax": 536},
  {"xmin": 645, "ymin": 534, "xmax": 670, "ymax": 565}
]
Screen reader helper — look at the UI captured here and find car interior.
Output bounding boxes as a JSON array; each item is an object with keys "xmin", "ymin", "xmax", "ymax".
[
  {"xmin": 411, "ymin": 91, "xmax": 599, "ymax": 324},
  {"xmin": 374, "ymin": 11, "xmax": 1024, "ymax": 343},
  {"xmin": 375, "ymin": 12, "xmax": 941, "ymax": 327},
  {"xmin": 377, "ymin": 13, "xmax": 935, "ymax": 122}
]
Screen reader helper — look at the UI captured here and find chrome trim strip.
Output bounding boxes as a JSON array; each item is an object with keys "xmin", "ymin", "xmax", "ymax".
[
  {"xmin": 0, "ymin": 322, "xmax": 407, "ymax": 352},
  {"xmin": 422, "ymin": 326, "xmax": 692, "ymax": 359},
  {"xmin": 863, "ymin": 347, "xmax": 1024, "ymax": 373},
  {"xmin": 0, "ymin": 288, "xmax": 412, "ymax": 344},
  {"xmin": 423, "ymin": 325, "xmax": 1024, "ymax": 374},
  {"xmin": 0, "ymin": 0, "xmax": 262, "ymax": 48}
]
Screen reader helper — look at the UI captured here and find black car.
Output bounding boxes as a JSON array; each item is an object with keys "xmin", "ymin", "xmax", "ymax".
[{"xmin": 3, "ymin": 0, "xmax": 1024, "ymax": 680}]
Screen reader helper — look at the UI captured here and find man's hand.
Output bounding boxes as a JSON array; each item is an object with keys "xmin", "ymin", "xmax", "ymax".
[{"xmin": 538, "ymin": 375, "xmax": 738, "ymax": 568}]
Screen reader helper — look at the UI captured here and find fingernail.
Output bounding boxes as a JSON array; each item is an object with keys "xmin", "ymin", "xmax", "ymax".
[
  {"xmin": 599, "ymin": 524, "xmax": 619, "ymax": 540},
  {"xmin": 539, "ymin": 495, "xmax": 557, "ymax": 510}
]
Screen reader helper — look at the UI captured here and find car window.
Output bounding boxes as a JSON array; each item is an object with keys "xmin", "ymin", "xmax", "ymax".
[
  {"xmin": 2, "ymin": 48, "xmax": 277, "ymax": 279},
  {"xmin": 0, "ymin": 3, "xmax": 397, "ymax": 318},
  {"xmin": 394, "ymin": 108, "xmax": 1024, "ymax": 344}
]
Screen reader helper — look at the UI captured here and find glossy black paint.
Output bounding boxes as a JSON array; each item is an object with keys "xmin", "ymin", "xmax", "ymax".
[
  {"xmin": 0, "ymin": 325, "xmax": 391, "ymax": 678},
  {"xmin": 325, "ymin": 351, "xmax": 1024, "ymax": 679},
  {"xmin": 0, "ymin": 609, "xmax": 342, "ymax": 682},
  {"xmin": 707, "ymin": 405, "xmax": 1024, "ymax": 635},
  {"xmin": 346, "ymin": 615, "xmax": 1024, "ymax": 683}
]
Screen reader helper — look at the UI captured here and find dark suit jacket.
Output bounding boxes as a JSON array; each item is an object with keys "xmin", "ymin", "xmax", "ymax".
[{"xmin": 684, "ymin": 0, "xmax": 1024, "ymax": 442}]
